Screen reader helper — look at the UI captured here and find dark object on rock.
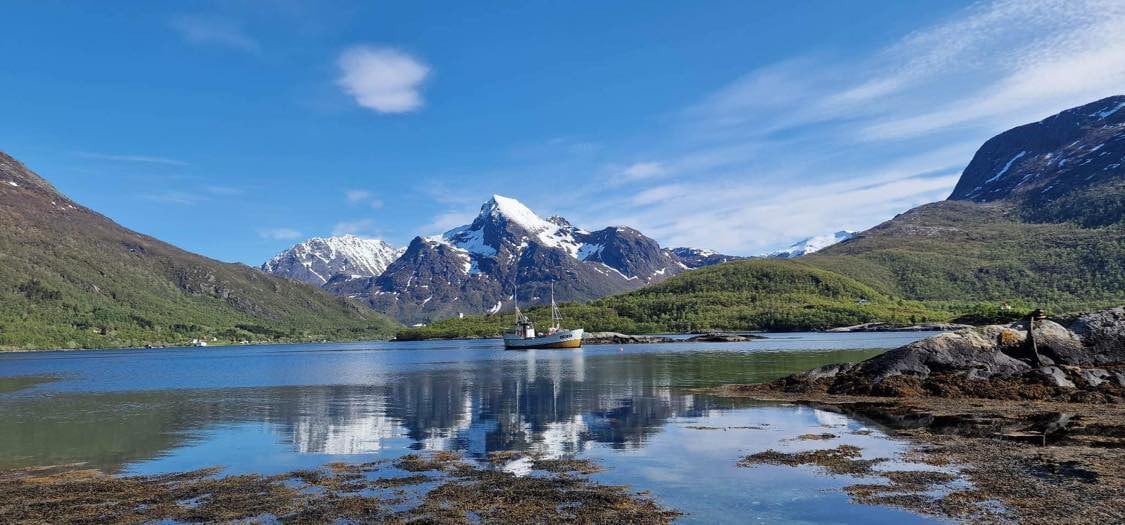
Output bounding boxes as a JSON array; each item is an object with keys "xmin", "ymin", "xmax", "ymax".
[{"xmin": 1023, "ymin": 309, "xmax": 1048, "ymax": 367}]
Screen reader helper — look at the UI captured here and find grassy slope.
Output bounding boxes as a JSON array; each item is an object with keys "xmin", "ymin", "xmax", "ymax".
[
  {"xmin": 0, "ymin": 153, "xmax": 400, "ymax": 350},
  {"xmin": 804, "ymin": 200, "xmax": 1125, "ymax": 312}
]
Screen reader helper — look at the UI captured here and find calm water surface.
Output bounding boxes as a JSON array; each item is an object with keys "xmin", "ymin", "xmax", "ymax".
[{"xmin": 0, "ymin": 332, "xmax": 949, "ymax": 524}]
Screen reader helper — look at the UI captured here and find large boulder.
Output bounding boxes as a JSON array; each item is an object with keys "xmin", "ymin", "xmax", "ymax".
[
  {"xmin": 1066, "ymin": 307, "xmax": 1125, "ymax": 364},
  {"xmin": 852, "ymin": 325, "xmax": 1030, "ymax": 382}
]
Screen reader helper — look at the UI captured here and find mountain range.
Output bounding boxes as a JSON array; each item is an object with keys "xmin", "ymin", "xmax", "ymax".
[
  {"xmin": 261, "ymin": 200, "xmax": 856, "ymax": 323},
  {"xmin": 0, "ymin": 152, "xmax": 399, "ymax": 350},
  {"xmin": 322, "ymin": 195, "xmax": 704, "ymax": 323}
]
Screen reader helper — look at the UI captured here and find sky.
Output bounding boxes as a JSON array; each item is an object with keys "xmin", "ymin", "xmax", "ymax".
[{"xmin": 2, "ymin": 0, "xmax": 1124, "ymax": 264}]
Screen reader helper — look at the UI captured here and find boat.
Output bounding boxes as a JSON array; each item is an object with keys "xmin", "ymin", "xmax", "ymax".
[{"xmin": 503, "ymin": 286, "xmax": 584, "ymax": 350}]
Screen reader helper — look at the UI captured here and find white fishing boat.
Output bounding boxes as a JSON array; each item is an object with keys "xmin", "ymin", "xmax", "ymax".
[{"xmin": 503, "ymin": 287, "xmax": 583, "ymax": 350}]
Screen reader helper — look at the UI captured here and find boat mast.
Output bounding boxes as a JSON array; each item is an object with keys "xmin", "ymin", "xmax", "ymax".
[{"xmin": 550, "ymin": 283, "xmax": 562, "ymax": 331}]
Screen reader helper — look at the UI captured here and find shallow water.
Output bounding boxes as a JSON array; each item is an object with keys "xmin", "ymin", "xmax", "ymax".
[{"xmin": 0, "ymin": 332, "xmax": 948, "ymax": 523}]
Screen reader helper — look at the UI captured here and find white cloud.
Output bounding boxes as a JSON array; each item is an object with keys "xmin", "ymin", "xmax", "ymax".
[
  {"xmin": 619, "ymin": 162, "xmax": 667, "ymax": 181},
  {"xmin": 75, "ymin": 151, "xmax": 187, "ymax": 166},
  {"xmin": 170, "ymin": 15, "xmax": 260, "ymax": 53},
  {"xmin": 346, "ymin": 189, "xmax": 384, "ymax": 208},
  {"xmin": 337, "ymin": 46, "xmax": 430, "ymax": 113},
  {"xmin": 259, "ymin": 228, "xmax": 303, "ymax": 241}
]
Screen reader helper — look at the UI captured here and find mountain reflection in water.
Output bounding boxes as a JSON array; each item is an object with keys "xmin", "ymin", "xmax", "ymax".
[{"xmin": 0, "ymin": 343, "xmax": 900, "ymax": 473}]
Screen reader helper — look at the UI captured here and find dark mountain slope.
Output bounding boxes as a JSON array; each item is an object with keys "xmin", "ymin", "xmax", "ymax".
[{"xmin": 0, "ymin": 152, "xmax": 399, "ymax": 350}]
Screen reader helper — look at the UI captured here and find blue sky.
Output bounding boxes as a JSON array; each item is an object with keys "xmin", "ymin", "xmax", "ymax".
[{"xmin": 3, "ymin": 1, "xmax": 1123, "ymax": 264}]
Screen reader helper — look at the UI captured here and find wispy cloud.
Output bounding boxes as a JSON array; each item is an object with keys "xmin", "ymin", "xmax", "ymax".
[
  {"xmin": 337, "ymin": 46, "xmax": 430, "ymax": 114},
  {"xmin": 259, "ymin": 228, "xmax": 303, "ymax": 241},
  {"xmin": 618, "ymin": 161, "xmax": 667, "ymax": 182},
  {"xmin": 556, "ymin": 0, "xmax": 1125, "ymax": 254},
  {"xmin": 75, "ymin": 151, "xmax": 188, "ymax": 166},
  {"xmin": 685, "ymin": 0, "xmax": 1125, "ymax": 143},
  {"xmin": 170, "ymin": 14, "xmax": 260, "ymax": 53},
  {"xmin": 345, "ymin": 189, "xmax": 383, "ymax": 208}
]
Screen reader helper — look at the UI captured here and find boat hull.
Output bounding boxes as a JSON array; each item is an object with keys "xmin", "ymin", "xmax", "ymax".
[{"xmin": 503, "ymin": 329, "xmax": 584, "ymax": 350}]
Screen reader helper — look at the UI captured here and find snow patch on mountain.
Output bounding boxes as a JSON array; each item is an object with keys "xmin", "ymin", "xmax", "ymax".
[
  {"xmin": 767, "ymin": 230, "xmax": 856, "ymax": 258},
  {"xmin": 984, "ymin": 151, "xmax": 1027, "ymax": 185},
  {"xmin": 1091, "ymin": 101, "xmax": 1125, "ymax": 119}
]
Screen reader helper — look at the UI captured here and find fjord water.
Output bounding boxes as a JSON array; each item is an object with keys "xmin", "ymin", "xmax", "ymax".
[{"xmin": 1, "ymin": 333, "xmax": 943, "ymax": 523}]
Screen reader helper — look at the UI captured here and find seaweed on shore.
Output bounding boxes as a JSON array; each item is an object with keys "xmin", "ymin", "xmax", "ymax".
[
  {"xmin": 0, "ymin": 452, "xmax": 679, "ymax": 524},
  {"xmin": 737, "ymin": 445, "xmax": 886, "ymax": 476}
]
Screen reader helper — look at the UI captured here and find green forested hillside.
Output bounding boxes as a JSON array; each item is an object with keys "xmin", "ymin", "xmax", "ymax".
[
  {"xmin": 396, "ymin": 259, "xmax": 951, "ymax": 339},
  {"xmin": 805, "ymin": 199, "xmax": 1125, "ymax": 312},
  {"xmin": 0, "ymin": 152, "xmax": 400, "ymax": 351}
]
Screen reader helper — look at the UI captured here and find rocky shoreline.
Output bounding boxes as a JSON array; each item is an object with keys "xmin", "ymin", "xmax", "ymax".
[
  {"xmin": 826, "ymin": 322, "xmax": 973, "ymax": 333},
  {"xmin": 581, "ymin": 331, "xmax": 766, "ymax": 344},
  {"xmin": 704, "ymin": 306, "xmax": 1125, "ymax": 523}
]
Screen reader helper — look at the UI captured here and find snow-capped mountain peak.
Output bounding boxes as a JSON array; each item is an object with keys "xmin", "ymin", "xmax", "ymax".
[
  {"xmin": 446, "ymin": 194, "xmax": 583, "ymax": 257},
  {"xmin": 483, "ymin": 194, "xmax": 555, "ymax": 235},
  {"xmin": 261, "ymin": 234, "xmax": 404, "ymax": 286},
  {"xmin": 767, "ymin": 230, "xmax": 856, "ymax": 258}
]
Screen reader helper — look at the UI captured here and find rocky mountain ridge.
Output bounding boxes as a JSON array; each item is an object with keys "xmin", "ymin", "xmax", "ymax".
[{"xmin": 262, "ymin": 235, "xmax": 403, "ymax": 286}]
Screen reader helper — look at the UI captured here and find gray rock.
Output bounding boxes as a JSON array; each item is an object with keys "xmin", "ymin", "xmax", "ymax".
[
  {"xmin": 1114, "ymin": 371, "xmax": 1125, "ymax": 387},
  {"xmin": 1037, "ymin": 366, "xmax": 1076, "ymax": 388},
  {"xmin": 853, "ymin": 326, "xmax": 1031, "ymax": 383},
  {"xmin": 1015, "ymin": 318, "xmax": 1088, "ymax": 365},
  {"xmin": 1078, "ymin": 368, "xmax": 1111, "ymax": 387},
  {"xmin": 1068, "ymin": 307, "xmax": 1125, "ymax": 364}
]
